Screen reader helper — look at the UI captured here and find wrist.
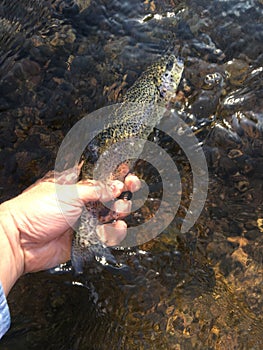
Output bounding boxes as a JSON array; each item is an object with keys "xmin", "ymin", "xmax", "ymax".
[{"xmin": 0, "ymin": 200, "xmax": 24, "ymax": 296}]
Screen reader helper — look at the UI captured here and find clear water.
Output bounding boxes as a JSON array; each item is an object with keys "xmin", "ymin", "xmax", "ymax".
[{"xmin": 0, "ymin": 0, "xmax": 262, "ymax": 349}]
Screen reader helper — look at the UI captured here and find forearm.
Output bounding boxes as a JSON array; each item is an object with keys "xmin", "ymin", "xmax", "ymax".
[{"xmin": 0, "ymin": 201, "xmax": 24, "ymax": 296}]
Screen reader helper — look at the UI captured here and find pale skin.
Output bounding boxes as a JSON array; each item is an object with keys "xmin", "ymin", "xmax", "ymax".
[{"xmin": 0, "ymin": 174, "xmax": 140, "ymax": 296}]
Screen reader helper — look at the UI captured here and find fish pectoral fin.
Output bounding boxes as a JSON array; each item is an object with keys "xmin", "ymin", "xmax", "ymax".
[
  {"xmin": 71, "ymin": 241, "xmax": 118, "ymax": 274},
  {"xmin": 71, "ymin": 244, "xmax": 86, "ymax": 275}
]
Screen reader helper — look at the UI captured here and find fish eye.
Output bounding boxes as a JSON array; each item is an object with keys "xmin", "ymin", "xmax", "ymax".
[{"xmin": 166, "ymin": 59, "xmax": 174, "ymax": 71}]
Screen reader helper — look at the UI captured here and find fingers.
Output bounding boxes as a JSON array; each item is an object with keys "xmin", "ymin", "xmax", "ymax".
[
  {"xmin": 111, "ymin": 199, "xmax": 132, "ymax": 217},
  {"xmin": 36, "ymin": 167, "xmax": 141, "ymax": 205},
  {"xmin": 77, "ymin": 174, "xmax": 141, "ymax": 204},
  {"xmin": 77, "ymin": 180, "xmax": 124, "ymax": 203},
  {"xmin": 105, "ymin": 174, "xmax": 141, "ymax": 221},
  {"xmin": 96, "ymin": 174, "xmax": 141, "ymax": 223},
  {"xmin": 97, "ymin": 220, "xmax": 127, "ymax": 247},
  {"xmin": 124, "ymin": 174, "xmax": 141, "ymax": 193},
  {"xmin": 98, "ymin": 199, "xmax": 132, "ymax": 223}
]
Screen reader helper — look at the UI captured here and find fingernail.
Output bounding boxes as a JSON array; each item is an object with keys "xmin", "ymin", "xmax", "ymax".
[
  {"xmin": 131, "ymin": 179, "xmax": 141, "ymax": 193},
  {"xmin": 110, "ymin": 181, "xmax": 124, "ymax": 195}
]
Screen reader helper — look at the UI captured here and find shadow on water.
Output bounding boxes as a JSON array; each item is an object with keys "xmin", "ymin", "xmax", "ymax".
[{"xmin": 0, "ymin": 0, "xmax": 263, "ymax": 349}]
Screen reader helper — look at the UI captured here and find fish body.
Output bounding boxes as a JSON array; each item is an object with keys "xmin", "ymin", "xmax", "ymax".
[{"xmin": 72, "ymin": 54, "xmax": 184, "ymax": 274}]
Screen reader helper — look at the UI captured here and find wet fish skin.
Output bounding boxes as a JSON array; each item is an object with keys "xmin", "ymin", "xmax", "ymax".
[{"xmin": 72, "ymin": 54, "xmax": 184, "ymax": 274}]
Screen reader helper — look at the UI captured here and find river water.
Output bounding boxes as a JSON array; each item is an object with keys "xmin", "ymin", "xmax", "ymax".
[{"xmin": 0, "ymin": 0, "xmax": 262, "ymax": 349}]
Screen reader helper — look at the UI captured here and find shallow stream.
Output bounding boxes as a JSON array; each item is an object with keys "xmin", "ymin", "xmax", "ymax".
[{"xmin": 0, "ymin": 0, "xmax": 262, "ymax": 349}]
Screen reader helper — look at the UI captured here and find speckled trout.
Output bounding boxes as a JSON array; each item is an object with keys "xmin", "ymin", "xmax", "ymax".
[{"xmin": 72, "ymin": 54, "xmax": 184, "ymax": 274}]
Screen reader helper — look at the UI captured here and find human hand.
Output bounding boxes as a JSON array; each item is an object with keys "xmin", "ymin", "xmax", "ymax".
[{"xmin": 0, "ymin": 171, "xmax": 140, "ymax": 294}]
